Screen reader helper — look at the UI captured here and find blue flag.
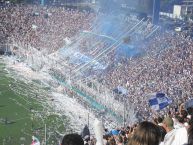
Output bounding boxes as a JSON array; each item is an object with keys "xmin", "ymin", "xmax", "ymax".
[{"xmin": 149, "ymin": 93, "xmax": 172, "ymax": 111}]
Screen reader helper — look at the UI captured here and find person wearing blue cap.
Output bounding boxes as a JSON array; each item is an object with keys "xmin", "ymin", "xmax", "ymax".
[{"xmin": 110, "ymin": 129, "xmax": 119, "ymax": 136}]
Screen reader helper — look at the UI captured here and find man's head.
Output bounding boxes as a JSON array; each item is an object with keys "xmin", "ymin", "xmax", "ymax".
[
  {"xmin": 61, "ymin": 134, "xmax": 84, "ymax": 145},
  {"xmin": 162, "ymin": 116, "xmax": 174, "ymax": 132},
  {"xmin": 127, "ymin": 121, "xmax": 161, "ymax": 145}
]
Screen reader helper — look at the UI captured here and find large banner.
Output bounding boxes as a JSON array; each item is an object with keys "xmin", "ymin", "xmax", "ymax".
[{"xmin": 70, "ymin": 52, "xmax": 106, "ymax": 70}]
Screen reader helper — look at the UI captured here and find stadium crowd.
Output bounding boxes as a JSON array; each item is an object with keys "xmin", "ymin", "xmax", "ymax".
[
  {"xmin": 61, "ymin": 101, "xmax": 193, "ymax": 145},
  {"xmin": 49, "ymin": 17, "xmax": 193, "ymax": 145},
  {"xmin": 99, "ymin": 31, "xmax": 193, "ymax": 121},
  {"xmin": 1, "ymin": 3, "xmax": 193, "ymax": 145},
  {"xmin": 0, "ymin": 4, "xmax": 94, "ymax": 52},
  {"xmin": 59, "ymin": 97, "xmax": 193, "ymax": 145}
]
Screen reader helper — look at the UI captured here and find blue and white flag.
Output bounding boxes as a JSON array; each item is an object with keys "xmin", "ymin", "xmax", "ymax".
[{"xmin": 149, "ymin": 93, "xmax": 172, "ymax": 111}]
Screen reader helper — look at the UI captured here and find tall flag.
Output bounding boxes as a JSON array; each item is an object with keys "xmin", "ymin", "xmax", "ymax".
[
  {"xmin": 94, "ymin": 119, "xmax": 104, "ymax": 145},
  {"xmin": 81, "ymin": 125, "xmax": 90, "ymax": 139},
  {"xmin": 149, "ymin": 93, "xmax": 172, "ymax": 111}
]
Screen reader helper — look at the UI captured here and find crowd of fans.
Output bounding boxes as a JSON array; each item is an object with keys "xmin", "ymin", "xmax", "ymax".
[
  {"xmin": 50, "ymin": 15, "xmax": 193, "ymax": 145},
  {"xmin": 98, "ymin": 31, "xmax": 193, "ymax": 121},
  {"xmin": 0, "ymin": 4, "xmax": 94, "ymax": 52},
  {"xmin": 61, "ymin": 102, "xmax": 193, "ymax": 145},
  {"xmin": 1, "ymin": 3, "xmax": 193, "ymax": 145}
]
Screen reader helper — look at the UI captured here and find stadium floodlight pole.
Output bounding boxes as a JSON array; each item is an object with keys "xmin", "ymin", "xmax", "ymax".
[{"xmin": 152, "ymin": 0, "xmax": 155, "ymax": 25}]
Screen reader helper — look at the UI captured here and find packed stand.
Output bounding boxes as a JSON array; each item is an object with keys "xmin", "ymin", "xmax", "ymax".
[
  {"xmin": 98, "ymin": 31, "xmax": 193, "ymax": 121},
  {"xmin": 0, "ymin": 4, "xmax": 94, "ymax": 52},
  {"xmin": 1, "ymin": 3, "xmax": 193, "ymax": 145}
]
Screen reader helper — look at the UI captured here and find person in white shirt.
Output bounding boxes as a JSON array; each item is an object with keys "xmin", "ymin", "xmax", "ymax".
[{"xmin": 162, "ymin": 116, "xmax": 188, "ymax": 145}]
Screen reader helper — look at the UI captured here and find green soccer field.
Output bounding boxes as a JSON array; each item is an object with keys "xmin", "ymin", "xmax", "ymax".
[
  {"xmin": 0, "ymin": 61, "xmax": 33, "ymax": 144},
  {"xmin": 0, "ymin": 58, "xmax": 71, "ymax": 145}
]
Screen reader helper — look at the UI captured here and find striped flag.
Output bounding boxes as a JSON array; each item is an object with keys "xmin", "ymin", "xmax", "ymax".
[{"xmin": 149, "ymin": 93, "xmax": 172, "ymax": 111}]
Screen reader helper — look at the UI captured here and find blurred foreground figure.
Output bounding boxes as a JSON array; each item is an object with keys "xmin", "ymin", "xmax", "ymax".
[
  {"xmin": 61, "ymin": 134, "xmax": 84, "ymax": 145},
  {"xmin": 128, "ymin": 121, "xmax": 161, "ymax": 145}
]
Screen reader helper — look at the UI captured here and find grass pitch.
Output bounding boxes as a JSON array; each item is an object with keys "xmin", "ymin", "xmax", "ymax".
[{"xmin": 0, "ymin": 59, "xmax": 70, "ymax": 145}]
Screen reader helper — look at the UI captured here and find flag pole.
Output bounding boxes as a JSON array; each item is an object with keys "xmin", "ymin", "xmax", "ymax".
[
  {"xmin": 88, "ymin": 112, "xmax": 90, "ymax": 129},
  {"xmin": 123, "ymin": 100, "xmax": 126, "ymax": 128},
  {"xmin": 45, "ymin": 124, "xmax": 47, "ymax": 145}
]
